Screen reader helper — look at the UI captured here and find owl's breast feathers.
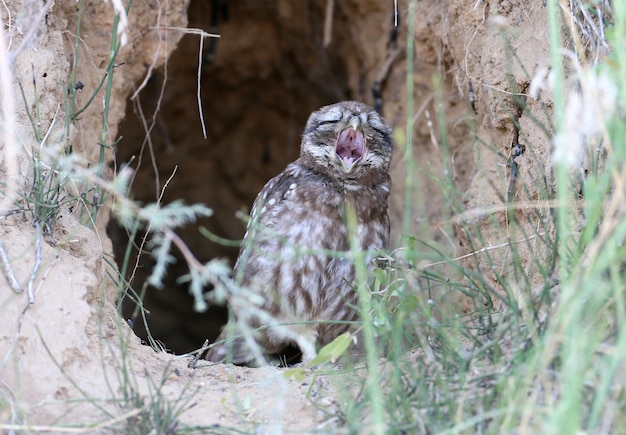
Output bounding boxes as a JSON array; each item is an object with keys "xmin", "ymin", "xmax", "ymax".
[
  {"xmin": 250, "ymin": 161, "xmax": 390, "ymax": 242},
  {"xmin": 236, "ymin": 160, "xmax": 389, "ymax": 310}
]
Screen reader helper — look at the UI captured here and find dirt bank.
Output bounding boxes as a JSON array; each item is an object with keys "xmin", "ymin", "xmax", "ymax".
[{"xmin": 1, "ymin": 0, "xmax": 560, "ymax": 430}]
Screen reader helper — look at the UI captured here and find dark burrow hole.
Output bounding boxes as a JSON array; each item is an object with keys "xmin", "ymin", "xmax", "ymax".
[{"xmin": 107, "ymin": 0, "xmax": 369, "ymax": 355}]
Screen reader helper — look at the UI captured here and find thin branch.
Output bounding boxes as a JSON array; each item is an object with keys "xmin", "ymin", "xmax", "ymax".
[
  {"xmin": 0, "ymin": 19, "xmax": 18, "ymax": 216},
  {"xmin": 0, "ymin": 407, "xmax": 144, "ymax": 433},
  {"xmin": 144, "ymin": 27, "xmax": 218, "ymax": 139},
  {"xmin": 35, "ymin": 253, "xmax": 60, "ymax": 296},
  {"xmin": 130, "ymin": 2, "xmax": 165, "ymax": 100},
  {"xmin": 323, "ymin": 0, "xmax": 334, "ymax": 48},
  {"xmin": 7, "ymin": 1, "xmax": 53, "ymax": 62},
  {"xmin": 424, "ymin": 233, "xmax": 546, "ymax": 268},
  {"xmin": 0, "ymin": 241, "xmax": 22, "ymax": 293},
  {"xmin": 27, "ymin": 222, "xmax": 42, "ymax": 304},
  {"xmin": 441, "ymin": 199, "xmax": 561, "ymax": 226},
  {"xmin": 132, "ymin": 95, "xmax": 162, "ymax": 200},
  {"xmin": 151, "ymin": 26, "xmax": 219, "ymax": 39},
  {"xmin": 167, "ymin": 229, "xmax": 202, "ymax": 271},
  {"xmin": 127, "ymin": 165, "xmax": 178, "ymax": 288},
  {"xmin": 197, "ymin": 32, "xmax": 207, "ymax": 139},
  {"xmin": 0, "ymin": 0, "xmax": 13, "ymax": 50}
]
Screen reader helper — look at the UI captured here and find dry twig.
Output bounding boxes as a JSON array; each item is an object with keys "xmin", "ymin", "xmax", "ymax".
[
  {"xmin": 26, "ymin": 222, "xmax": 42, "ymax": 304},
  {"xmin": 323, "ymin": 0, "xmax": 334, "ymax": 48},
  {"xmin": 0, "ymin": 241, "xmax": 22, "ymax": 293}
]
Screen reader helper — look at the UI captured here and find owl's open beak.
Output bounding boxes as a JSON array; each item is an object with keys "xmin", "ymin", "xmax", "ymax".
[{"xmin": 335, "ymin": 118, "xmax": 366, "ymax": 172}]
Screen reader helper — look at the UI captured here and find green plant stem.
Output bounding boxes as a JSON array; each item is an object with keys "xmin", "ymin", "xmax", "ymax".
[
  {"xmin": 91, "ymin": 11, "xmax": 122, "ymax": 222},
  {"xmin": 403, "ymin": 0, "xmax": 416, "ymax": 240},
  {"xmin": 615, "ymin": 0, "xmax": 626, "ymax": 110},
  {"xmin": 346, "ymin": 204, "xmax": 385, "ymax": 435},
  {"xmin": 547, "ymin": 0, "xmax": 571, "ymax": 285}
]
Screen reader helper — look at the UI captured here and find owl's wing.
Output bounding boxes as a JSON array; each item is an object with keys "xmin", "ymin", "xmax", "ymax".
[
  {"xmin": 233, "ymin": 163, "xmax": 306, "ymax": 272},
  {"xmin": 249, "ymin": 164, "xmax": 304, "ymax": 228},
  {"xmin": 206, "ymin": 164, "xmax": 307, "ymax": 365}
]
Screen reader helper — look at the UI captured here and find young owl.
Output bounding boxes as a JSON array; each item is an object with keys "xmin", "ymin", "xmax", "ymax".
[{"xmin": 207, "ymin": 101, "xmax": 393, "ymax": 365}]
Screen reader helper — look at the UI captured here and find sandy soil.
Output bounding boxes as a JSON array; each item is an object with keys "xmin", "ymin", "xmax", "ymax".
[{"xmin": 0, "ymin": 0, "xmax": 560, "ymax": 432}]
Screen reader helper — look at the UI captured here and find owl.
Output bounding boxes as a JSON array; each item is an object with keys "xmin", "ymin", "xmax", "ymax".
[{"xmin": 207, "ymin": 101, "xmax": 393, "ymax": 365}]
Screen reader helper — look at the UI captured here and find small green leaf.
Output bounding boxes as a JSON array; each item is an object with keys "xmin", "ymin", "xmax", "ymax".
[
  {"xmin": 374, "ymin": 268, "xmax": 386, "ymax": 284},
  {"xmin": 307, "ymin": 332, "xmax": 352, "ymax": 366},
  {"xmin": 399, "ymin": 294, "xmax": 420, "ymax": 313},
  {"xmin": 282, "ymin": 367, "xmax": 307, "ymax": 381}
]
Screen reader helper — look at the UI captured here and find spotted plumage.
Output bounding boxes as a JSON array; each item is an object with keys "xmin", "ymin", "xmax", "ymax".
[{"xmin": 207, "ymin": 101, "xmax": 393, "ymax": 365}]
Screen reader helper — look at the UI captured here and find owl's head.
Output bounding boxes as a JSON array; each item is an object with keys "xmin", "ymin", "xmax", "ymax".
[{"xmin": 300, "ymin": 101, "xmax": 393, "ymax": 180}]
